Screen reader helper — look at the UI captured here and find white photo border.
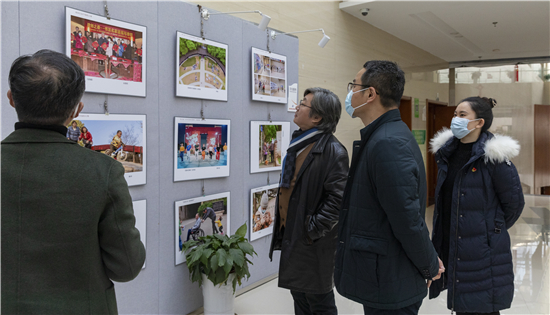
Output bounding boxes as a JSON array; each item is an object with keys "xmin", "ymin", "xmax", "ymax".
[
  {"xmin": 173, "ymin": 117, "xmax": 230, "ymax": 182},
  {"xmin": 65, "ymin": 7, "xmax": 147, "ymax": 97},
  {"xmin": 132, "ymin": 199, "xmax": 147, "ymax": 269},
  {"xmin": 176, "ymin": 31, "xmax": 228, "ymax": 101},
  {"xmin": 175, "ymin": 192, "xmax": 231, "ymax": 266},
  {"xmin": 251, "ymin": 47, "xmax": 288, "ymax": 104},
  {"xmin": 250, "ymin": 184, "xmax": 279, "ymax": 241},
  {"xmin": 75, "ymin": 113, "xmax": 147, "ymax": 186},
  {"xmin": 250, "ymin": 121, "xmax": 290, "ymax": 174}
]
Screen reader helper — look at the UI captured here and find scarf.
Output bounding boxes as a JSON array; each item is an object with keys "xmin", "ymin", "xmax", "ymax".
[{"xmin": 280, "ymin": 128, "xmax": 323, "ymax": 188}]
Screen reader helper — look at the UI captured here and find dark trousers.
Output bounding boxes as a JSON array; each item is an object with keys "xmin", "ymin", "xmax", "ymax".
[
  {"xmin": 457, "ymin": 312, "xmax": 500, "ymax": 315},
  {"xmin": 363, "ymin": 300, "xmax": 422, "ymax": 315},
  {"xmin": 209, "ymin": 218, "xmax": 219, "ymax": 234},
  {"xmin": 290, "ymin": 290, "xmax": 337, "ymax": 315}
]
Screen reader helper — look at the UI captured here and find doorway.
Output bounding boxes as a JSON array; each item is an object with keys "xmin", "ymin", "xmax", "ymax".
[
  {"xmin": 535, "ymin": 104, "xmax": 550, "ymax": 195},
  {"xmin": 201, "ymin": 133, "xmax": 207, "ymax": 149},
  {"xmin": 399, "ymin": 96, "xmax": 413, "ymax": 130},
  {"xmin": 426, "ymin": 99, "xmax": 455, "ymax": 205}
]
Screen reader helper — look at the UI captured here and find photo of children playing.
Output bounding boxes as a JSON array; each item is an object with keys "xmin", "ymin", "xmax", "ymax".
[
  {"xmin": 177, "ymin": 196, "xmax": 229, "ymax": 255},
  {"xmin": 258, "ymin": 124, "xmax": 282, "ymax": 168},
  {"xmin": 176, "ymin": 123, "xmax": 228, "ymax": 169},
  {"xmin": 178, "ymin": 36, "xmax": 226, "ymax": 90},
  {"xmin": 69, "ymin": 15, "xmax": 143, "ymax": 82},
  {"xmin": 68, "ymin": 119, "xmax": 144, "ymax": 173},
  {"xmin": 251, "ymin": 188, "xmax": 277, "ymax": 236}
]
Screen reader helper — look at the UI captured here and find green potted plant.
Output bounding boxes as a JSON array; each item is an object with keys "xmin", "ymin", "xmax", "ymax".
[{"xmin": 182, "ymin": 223, "xmax": 256, "ymax": 315}]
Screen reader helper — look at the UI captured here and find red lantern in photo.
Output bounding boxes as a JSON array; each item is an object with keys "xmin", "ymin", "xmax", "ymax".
[
  {"xmin": 81, "ymin": 36, "xmax": 88, "ymax": 44},
  {"xmin": 112, "ymin": 44, "xmax": 119, "ymax": 52},
  {"xmin": 101, "ymin": 42, "xmax": 108, "ymax": 50},
  {"xmin": 71, "ymin": 33, "xmax": 75, "ymax": 41},
  {"xmin": 122, "ymin": 43, "xmax": 127, "ymax": 50},
  {"xmin": 136, "ymin": 49, "xmax": 142, "ymax": 56},
  {"xmin": 92, "ymin": 41, "xmax": 99, "ymax": 49}
]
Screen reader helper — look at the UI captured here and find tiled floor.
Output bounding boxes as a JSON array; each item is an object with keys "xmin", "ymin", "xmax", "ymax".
[{"xmin": 234, "ymin": 195, "xmax": 550, "ymax": 315}]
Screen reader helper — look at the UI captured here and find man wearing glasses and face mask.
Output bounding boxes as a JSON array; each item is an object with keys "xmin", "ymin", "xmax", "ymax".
[
  {"xmin": 270, "ymin": 87, "xmax": 349, "ymax": 315},
  {"xmin": 334, "ymin": 61, "xmax": 444, "ymax": 315}
]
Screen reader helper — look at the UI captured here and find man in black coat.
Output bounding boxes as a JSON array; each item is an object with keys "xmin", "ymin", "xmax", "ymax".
[
  {"xmin": 334, "ymin": 61, "xmax": 444, "ymax": 314},
  {"xmin": 269, "ymin": 87, "xmax": 349, "ymax": 315}
]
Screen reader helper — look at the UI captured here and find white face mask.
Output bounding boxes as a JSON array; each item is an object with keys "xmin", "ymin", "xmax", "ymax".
[{"xmin": 345, "ymin": 88, "xmax": 369, "ymax": 118}]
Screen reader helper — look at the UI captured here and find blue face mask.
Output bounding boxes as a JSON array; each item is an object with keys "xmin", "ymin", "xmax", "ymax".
[
  {"xmin": 345, "ymin": 88, "xmax": 369, "ymax": 118},
  {"xmin": 451, "ymin": 117, "xmax": 480, "ymax": 139}
]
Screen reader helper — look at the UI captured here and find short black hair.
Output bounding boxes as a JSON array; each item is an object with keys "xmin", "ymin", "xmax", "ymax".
[
  {"xmin": 459, "ymin": 96, "xmax": 496, "ymax": 133},
  {"xmin": 8, "ymin": 49, "xmax": 85, "ymax": 125},
  {"xmin": 361, "ymin": 60, "xmax": 405, "ymax": 109},
  {"xmin": 304, "ymin": 87, "xmax": 342, "ymax": 134}
]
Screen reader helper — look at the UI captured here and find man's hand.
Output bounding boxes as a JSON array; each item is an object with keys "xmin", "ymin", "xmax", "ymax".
[{"xmin": 428, "ymin": 257, "xmax": 446, "ymax": 287}]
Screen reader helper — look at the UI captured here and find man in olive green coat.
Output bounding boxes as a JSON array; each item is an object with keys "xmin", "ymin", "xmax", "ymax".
[{"xmin": 1, "ymin": 50, "xmax": 145, "ymax": 314}]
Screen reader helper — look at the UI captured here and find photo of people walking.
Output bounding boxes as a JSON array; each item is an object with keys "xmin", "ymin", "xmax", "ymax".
[{"xmin": 175, "ymin": 193, "xmax": 230, "ymax": 266}]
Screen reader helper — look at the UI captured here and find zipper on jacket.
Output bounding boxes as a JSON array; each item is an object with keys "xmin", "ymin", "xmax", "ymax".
[{"xmin": 451, "ymin": 174, "xmax": 462, "ymax": 313}]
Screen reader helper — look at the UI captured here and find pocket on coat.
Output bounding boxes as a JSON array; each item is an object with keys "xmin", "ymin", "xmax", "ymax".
[
  {"xmin": 349, "ymin": 235, "xmax": 388, "ymax": 255},
  {"xmin": 349, "ymin": 235, "xmax": 388, "ymax": 286}
]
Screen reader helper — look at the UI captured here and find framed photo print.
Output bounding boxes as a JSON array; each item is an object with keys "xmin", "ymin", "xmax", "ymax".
[
  {"xmin": 70, "ymin": 113, "xmax": 146, "ymax": 186},
  {"xmin": 250, "ymin": 184, "xmax": 278, "ymax": 241},
  {"xmin": 132, "ymin": 199, "xmax": 147, "ymax": 269},
  {"xmin": 250, "ymin": 121, "xmax": 290, "ymax": 173},
  {"xmin": 176, "ymin": 32, "xmax": 228, "ymax": 101},
  {"xmin": 251, "ymin": 47, "xmax": 287, "ymax": 104},
  {"xmin": 175, "ymin": 192, "xmax": 230, "ymax": 265},
  {"xmin": 65, "ymin": 7, "xmax": 146, "ymax": 97},
  {"xmin": 174, "ymin": 117, "xmax": 230, "ymax": 182}
]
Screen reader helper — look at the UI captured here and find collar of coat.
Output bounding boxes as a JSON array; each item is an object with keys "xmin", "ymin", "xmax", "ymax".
[
  {"xmin": 429, "ymin": 128, "xmax": 520, "ymax": 164},
  {"xmin": 2, "ymin": 126, "xmax": 75, "ymax": 144},
  {"xmin": 359, "ymin": 108, "xmax": 401, "ymax": 143}
]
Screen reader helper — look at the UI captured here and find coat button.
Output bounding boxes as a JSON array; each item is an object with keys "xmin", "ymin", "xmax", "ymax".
[
  {"xmin": 461, "ymin": 193, "xmax": 464, "ymax": 196},
  {"xmin": 460, "ymin": 215, "xmax": 463, "ymax": 217},
  {"xmin": 457, "ymin": 258, "xmax": 460, "ymax": 261},
  {"xmin": 456, "ymin": 280, "xmax": 460, "ymax": 283},
  {"xmin": 458, "ymin": 236, "xmax": 461, "ymax": 239}
]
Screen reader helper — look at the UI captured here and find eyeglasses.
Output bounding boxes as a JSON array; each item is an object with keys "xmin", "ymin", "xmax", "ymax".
[
  {"xmin": 347, "ymin": 82, "xmax": 369, "ymax": 93},
  {"xmin": 296, "ymin": 101, "xmax": 312, "ymax": 110},
  {"xmin": 347, "ymin": 83, "xmax": 380, "ymax": 95}
]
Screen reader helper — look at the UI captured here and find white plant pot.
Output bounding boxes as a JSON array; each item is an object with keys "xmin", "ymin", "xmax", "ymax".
[{"xmin": 201, "ymin": 273, "xmax": 235, "ymax": 315}]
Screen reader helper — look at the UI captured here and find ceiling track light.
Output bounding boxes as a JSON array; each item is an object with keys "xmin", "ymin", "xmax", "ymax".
[
  {"xmin": 200, "ymin": 9, "xmax": 271, "ymax": 31},
  {"xmin": 270, "ymin": 28, "xmax": 330, "ymax": 48}
]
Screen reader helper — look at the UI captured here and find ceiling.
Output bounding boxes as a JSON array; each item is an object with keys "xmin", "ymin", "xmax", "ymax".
[{"xmin": 339, "ymin": 1, "xmax": 550, "ymax": 67}]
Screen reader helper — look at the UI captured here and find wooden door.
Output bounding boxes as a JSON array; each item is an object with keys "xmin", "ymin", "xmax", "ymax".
[
  {"xmin": 426, "ymin": 99, "xmax": 455, "ymax": 205},
  {"xmin": 399, "ymin": 96, "xmax": 412, "ymax": 130},
  {"xmin": 534, "ymin": 104, "xmax": 550, "ymax": 195}
]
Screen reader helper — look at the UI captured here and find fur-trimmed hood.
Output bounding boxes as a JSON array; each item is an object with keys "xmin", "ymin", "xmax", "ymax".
[{"xmin": 429, "ymin": 128, "xmax": 520, "ymax": 164}]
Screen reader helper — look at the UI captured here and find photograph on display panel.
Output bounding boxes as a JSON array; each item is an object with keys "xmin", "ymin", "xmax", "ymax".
[
  {"xmin": 176, "ymin": 32, "xmax": 228, "ymax": 101},
  {"xmin": 250, "ymin": 121, "xmax": 290, "ymax": 174},
  {"xmin": 174, "ymin": 117, "xmax": 230, "ymax": 181},
  {"xmin": 65, "ymin": 7, "xmax": 146, "ymax": 97},
  {"xmin": 251, "ymin": 47, "xmax": 287, "ymax": 104},
  {"xmin": 69, "ymin": 114, "xmax": 146, "ymax": 186},
  {"xmin": 175, "ymin": 192, "xmax": 230, "ymax": 265},
  {"xmin": 133, "ymin": 200, "xmax": 147, "ymax": 269},
  {"xmin": 250, "ymin": 184, "xmax": 278, "ymax": 241}
]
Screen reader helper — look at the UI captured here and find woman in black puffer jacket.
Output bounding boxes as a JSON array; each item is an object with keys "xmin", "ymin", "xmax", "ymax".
[{"xmin": 429, "ymin": 96, "xmax": 525, "ymax": 315}]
